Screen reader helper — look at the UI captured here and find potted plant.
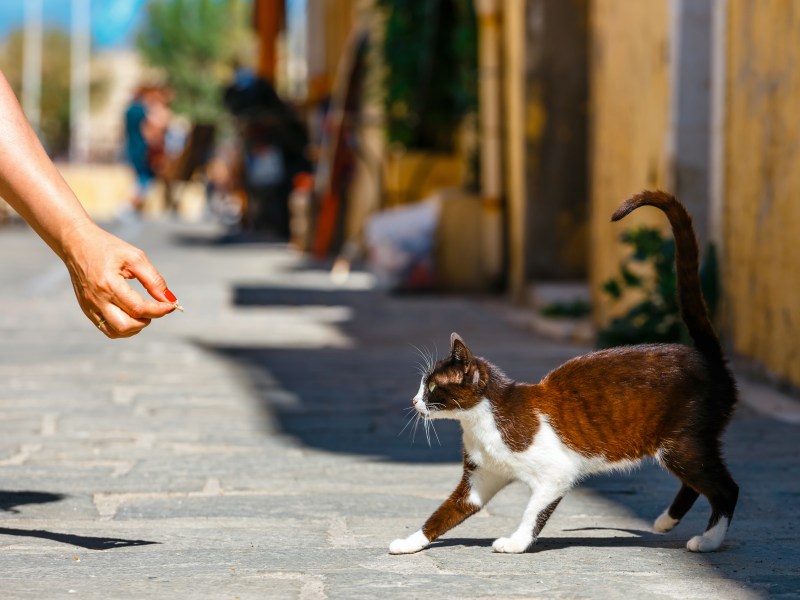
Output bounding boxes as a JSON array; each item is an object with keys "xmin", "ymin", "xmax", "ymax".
[{"xmin": 375, "ymin": 0, "xmax": 478, "ymax": 205}]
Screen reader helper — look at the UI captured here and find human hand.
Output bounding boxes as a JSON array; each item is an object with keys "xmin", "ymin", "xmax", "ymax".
[{"xmin": 60, "ymin": 222, "xmax": 178, "ymax": 338}]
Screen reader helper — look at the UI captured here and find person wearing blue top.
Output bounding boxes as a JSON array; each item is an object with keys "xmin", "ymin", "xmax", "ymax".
[{"xmin": 124, "ymin": 86, "xmax": 155, "ymax": 211}]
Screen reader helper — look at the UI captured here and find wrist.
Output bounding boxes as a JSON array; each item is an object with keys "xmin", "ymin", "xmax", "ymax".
[{"xmin": 56, "ymin": 217, "xmax": 100, "ymax": 263}]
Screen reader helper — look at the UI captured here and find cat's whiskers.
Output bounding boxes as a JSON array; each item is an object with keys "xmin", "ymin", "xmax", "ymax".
[
  {"xmin": 427, "ymin": 417, "xmax": 441, "ymax": 446},
  {"xmin": 411, "ymin": 413, "xmax": 423, "ymax": 443},
  {"xmin": 421, "ymin": 413, "xmax": 441, "ymax": 447},
  {"xmin": 424, "ymin": 344, "xmax": 434, "ymax": 370},
  {"xmin": 410, "ymin": 343, "xmax": 435, "ymax": 377},
  {"xmin": 398, "ymin": 411, "xmax": 419, "ymax": 437},
  {"xmin": 414, "ymin": 360, "xmax": 429, "ymax": 378},
  {"xmin": 416, "ymin": 402, "xmax": 444, "ymax": 447}
]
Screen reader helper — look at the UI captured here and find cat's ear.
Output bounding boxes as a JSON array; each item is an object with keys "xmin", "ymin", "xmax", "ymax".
[{"xmin": 450, "ymin": 332, "xmax": 473, "ymax": 370}]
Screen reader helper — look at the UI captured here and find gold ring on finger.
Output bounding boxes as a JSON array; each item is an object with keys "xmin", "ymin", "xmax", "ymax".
[{"xmin": 96, "ymin": 318, "xmax": 107, "ymax": 329}]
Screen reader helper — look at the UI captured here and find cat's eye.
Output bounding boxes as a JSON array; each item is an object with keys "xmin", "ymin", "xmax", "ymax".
[{"xmin": 428, "ymin": 381, "xmax": 436, "ymax": 393}]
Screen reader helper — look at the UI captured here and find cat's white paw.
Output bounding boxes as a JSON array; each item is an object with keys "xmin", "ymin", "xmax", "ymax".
[
  {"xmin": 389, "ymin": 530, "xmax": 429, "ymax": 555},
  {"xmin": 686, "ymin": 534, "xmax": 716, "ymax": 552},
  {"xmin": 653, "ymin": 510, "xmax": 679, "ymax": 533},
  {"xmin": 492, "ymin": 535, "xmax": 532, "ymax": 554},
  {"xmin": 686, "ymin": 533, "xmax": 726, "ymax": 552},
  {"xmin": 686, "ymin": 517, "xmax": 729, "ymax": 552}
]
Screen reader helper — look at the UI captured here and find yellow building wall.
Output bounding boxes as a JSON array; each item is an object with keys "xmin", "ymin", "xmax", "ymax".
[
  {"xmin": 57, "ymin": 164, "xmax": 134, "ymax": 220},
  {"xmin": 589, "ymin": 0, "xmax": 673, "ymax": 324},
  {"xmin": 724, "ymin": 1, "xmax": 800, "ymax": 386}
]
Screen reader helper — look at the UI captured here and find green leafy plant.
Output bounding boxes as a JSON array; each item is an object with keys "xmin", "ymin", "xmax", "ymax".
[
  {"xmin": 540, "ymin": 299, "xmax": 592, "ymax": 319},
  {"xmin": 136, "ymin": 0, "xmax": 252, "ymax": 123},
  {"xmin": 375, "ymin": 0, "xmax": 478, "ymax": 151},
  {"xmin": 598, "ymin": 227, "xmax": 719, "ymax": 348}
]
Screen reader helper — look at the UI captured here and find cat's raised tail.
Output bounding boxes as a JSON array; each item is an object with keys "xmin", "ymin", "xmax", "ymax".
[{"xmin": 611, "ymin": 190, "xmax": 723, "ymax": 362}]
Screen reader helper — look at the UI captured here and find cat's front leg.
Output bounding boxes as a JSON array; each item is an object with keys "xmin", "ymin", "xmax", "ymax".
[
  {"xmin": 390, "ymin": 466, "xmax": 508, "ymax": 554},
  {"xmin": 388, "ymin": 529, "xmax": 430, "ymax": 555},
  {"xmin": 493, "ymin": 487, "xmax": 564, "ymax": 554}
]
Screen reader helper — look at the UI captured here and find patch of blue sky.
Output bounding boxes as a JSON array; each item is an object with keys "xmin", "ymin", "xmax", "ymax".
[{"xmin": 0, "ymin": 0, "xmax": 149, "ymax": 49}]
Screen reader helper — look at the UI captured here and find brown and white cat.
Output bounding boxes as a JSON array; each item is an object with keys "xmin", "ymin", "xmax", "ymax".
[{"xmin": 389, "ymin": 191, "xmax": 738, "ymax": 555}]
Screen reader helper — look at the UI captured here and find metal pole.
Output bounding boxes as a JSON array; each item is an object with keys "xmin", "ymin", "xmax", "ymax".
[
  {"xmin": 22, "ymin": 0, "xmax": 43, "ymax": 135},
  {"xmin": 70, "ymin": 0, "xmax": 91, "ymax": 162}
]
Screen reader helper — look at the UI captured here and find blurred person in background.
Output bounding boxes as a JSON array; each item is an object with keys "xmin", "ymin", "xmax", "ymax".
[
  {"xmin": 143, "ymin": 85, "xmax": 174, "ymax": 181},
  {"xmin": 124, "ymin": 84, "xmax": 173, "ymax": 213},
  {"xmin": 0, "ymin": 71, "xmax": 178, "ymax": 338},
  {"xmin": 124, "ymin": 85, "xmax": 155, "ymax": 212},
  {"xmin": 223, "ymin": 64, "xmax": 310, "ymax": 237}
]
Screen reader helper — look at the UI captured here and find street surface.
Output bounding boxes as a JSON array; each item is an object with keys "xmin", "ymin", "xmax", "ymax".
[{"xmin": 0, "ymin": 218, "xmax": 798, "ymax": 599}]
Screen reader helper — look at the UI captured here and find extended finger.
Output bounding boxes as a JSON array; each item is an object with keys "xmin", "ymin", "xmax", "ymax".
[{"xmin": 123, "ymin": 250, "xmax": 175, "ymax": 303}]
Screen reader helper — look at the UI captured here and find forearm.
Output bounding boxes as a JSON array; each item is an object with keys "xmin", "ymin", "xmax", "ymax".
[
  {"xmin": 0, "ymin": 72, "xmax": 178, "ymax": 337},
  {"xmin": 0, "ymin": 72, "xmax": 94, "ymax": 260}
]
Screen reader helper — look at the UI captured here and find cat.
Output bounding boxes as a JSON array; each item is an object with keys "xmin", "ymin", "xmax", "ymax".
[{"xmin": 389, "ymin": 190, "xmax": 738, "ymax": 555}]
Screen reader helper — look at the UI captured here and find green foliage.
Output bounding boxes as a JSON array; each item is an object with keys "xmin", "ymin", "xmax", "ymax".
[
  {"xmin": 0, "ymin": 28, "xmax": 108, "ymax": 157},
  {"xmin": 700, "ymin": 241, "xmax": 719, "ymax": 319},
  {"xmin": 598, "ymin": 227, "xmax": 686, "ymax": 348},
  {"xmin": 136, "ymin": 0, "xmax": 252, "ymax": 123},
  {"xmin": 375, "ymin": 0, "xmax": 478, "ymax": 151},
  {"xmin": 540, "ymin": 299, "xmax": 592, "ymax": 319},
  {"xmin": 598, "ymin": 226, "xmax": 719, "ymax": 348}
]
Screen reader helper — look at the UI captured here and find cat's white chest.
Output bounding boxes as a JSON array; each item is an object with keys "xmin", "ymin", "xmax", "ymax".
[{"xmin": 459, "ymin": 399, "xmax": 588, "ymax": 485}]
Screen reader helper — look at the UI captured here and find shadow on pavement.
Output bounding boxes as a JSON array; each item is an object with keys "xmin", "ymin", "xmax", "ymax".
[
  {"xmin": 212, "ymin": 343, "xmax": 463, "ymax": 463},
  {"xmin": 0, "ymin": 490, "xmax": 65, "ymax": 514},
  {"xmin": 430, "ymin": 534, "xmax": 687, "ymax": 552},
  {"xmin": 0, "ymin": 527, "xmax": 159, "ymax": 550},
  {"xmin": 208, "ymin": 279, "xmax": 576, "ymax": 463},
  {"xmin": 170, "ymin": 229, "xmax": 290, "ymax": 247},
  {"xmin": 0, "ymin": 490, "xmax": 159, "ymax": 550}
]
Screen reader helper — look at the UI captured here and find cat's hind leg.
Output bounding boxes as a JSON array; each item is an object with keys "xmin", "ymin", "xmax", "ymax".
[
  {"xmin": 653, "ymin": 484, "xmax": 699, "ymax": 532},
  {"xmin": 685, "ymin": 469, "xmax": 738, "ymax": 552},
  {"xmin": 389, "ymin": 466, "xmax": 508, "ymax": 554},
  {"xmin": 662, "ymin": 447, "xmax": 739, "ymax": 552}
]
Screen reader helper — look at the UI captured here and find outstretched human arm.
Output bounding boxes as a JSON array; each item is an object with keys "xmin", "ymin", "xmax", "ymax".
[{"xmin": 0, "ymin": 71, "xmax": 177, "ymax": 338}]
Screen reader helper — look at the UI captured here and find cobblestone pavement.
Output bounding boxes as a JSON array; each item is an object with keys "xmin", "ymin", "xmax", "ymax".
[{"xmin": 0, "ymin": 219, "xmax": 798, "ymax": 599}]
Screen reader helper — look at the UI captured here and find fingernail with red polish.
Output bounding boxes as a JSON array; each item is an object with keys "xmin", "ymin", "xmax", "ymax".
[{"xmin": 165, "ymin": 289, "xmax": 177, "ymax": 302}]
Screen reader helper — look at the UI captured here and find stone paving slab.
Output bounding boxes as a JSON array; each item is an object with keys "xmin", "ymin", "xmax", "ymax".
[{"xmin": 0, "ymin": 220, "xmax": 798, "ymax": 599}]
